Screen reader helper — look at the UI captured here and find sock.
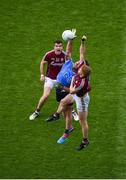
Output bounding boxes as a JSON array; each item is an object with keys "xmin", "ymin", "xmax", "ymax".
[
  {"xmin": 36, "ymin": 109, "xmax": 40, "ymax": 113},
  {"xmin": 63, "ymin": 129, "xmax": 70, "ymax": 138},
  {"xmin": 64, "ymin": 129, "xmax": 70, "ymax": 134},
  {"xmin": 35, "ymin": 111, "xmax": 39, "ymax": 114},
  {"xmin": 83, "ymin": 138, "xmax": 88, "ymax": 142},
  {"xmin": 63, "ymin": 133, "xmax": 69, "ymax": 138},
  {"xmin": 54, "ymin": 112, "xmax": 60, "ymax": 117}
]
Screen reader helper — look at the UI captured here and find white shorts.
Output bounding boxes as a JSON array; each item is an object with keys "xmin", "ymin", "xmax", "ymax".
[
  {"xmin": 44, "ymin": 77, "xmax": 57, "ymax": 89},
  {"xmin": 71, "ymin": 93, "xmax": 90, "ymax": 112}
]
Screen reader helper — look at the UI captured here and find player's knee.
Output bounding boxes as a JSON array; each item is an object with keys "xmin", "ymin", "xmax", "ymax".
[
  {"xmin": 44, "ymin": 94, "xmax": 49, "ymax": 100},
  {"xmin": 43, "ymin": 90, "xmax": 51, "ymax": 98},
  {"xmin": 81, "ymin": 118, "xmax": 88, "ymax": 127},
  {"xmin": 60, "ymin": 99, "xmax": 67, "ymax": 106}
]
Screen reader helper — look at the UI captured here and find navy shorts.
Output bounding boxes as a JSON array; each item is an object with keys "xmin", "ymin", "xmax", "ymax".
[{"xmin": 56, "ymin": 88, "xmax": 69, "ymax": 102}]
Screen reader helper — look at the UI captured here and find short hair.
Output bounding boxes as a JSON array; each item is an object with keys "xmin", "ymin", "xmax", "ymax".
[
  {"xmin": 54, "ymin": 40, "xmax": 63, "ymax": 44},
  {"xmin": 81, "ymin": 64, "xmax": 91, "ymax": 77}
]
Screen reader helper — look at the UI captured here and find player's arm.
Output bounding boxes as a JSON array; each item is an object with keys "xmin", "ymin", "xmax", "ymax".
[
  {"xmin": 40, "ymin": 56, "xmax": 47, "ymax": 81},
  {"xmin": 65, "ymin": 28, "xmax": 76, "ymax": 60},
  {"xmin": 70, "ymin": 77, "xmax": 76, "ymax": 94},
  {"xmin": 65, "ymin": 40, "xmax": 73, "ymax": 60},
  {"xmin": 62, "ymin": 86, "xmax": 70, "ymax": 92},
  {"xmin": 79, "ymin": 35, "xmax": 87, "ymax": 61},
  {"xmin": 72, "ymin": 36, "xmax": 87, "ymax": 72},
  {"xmin": 56, "ymin": 83, "xmax": 70, "ymax": 93},
  {"xmin": 70, "ymin": 77, "xmax": 85, "ymax": 94}
]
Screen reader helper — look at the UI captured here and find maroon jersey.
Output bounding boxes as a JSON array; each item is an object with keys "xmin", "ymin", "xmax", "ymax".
[
  {"xmin": 73, "ymin": 74, "xmax": 89, "ymax": 97},
  {"xmin": 44, "ymin": 50, "xmax": 65, "ymax": 79}
]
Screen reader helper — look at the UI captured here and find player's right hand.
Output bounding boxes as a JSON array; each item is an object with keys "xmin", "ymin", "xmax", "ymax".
[
  {"xmin": 40, "ymin": 74, "xmax": 45, "ymax": 81},
  {"xmin": 71, "ymin": 28, "xmax": 77, "ymax": 39}
]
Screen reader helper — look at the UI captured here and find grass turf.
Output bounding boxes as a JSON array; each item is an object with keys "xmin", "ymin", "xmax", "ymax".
[{"xmin": 0, "ymin": 0, "xmax": 126, "ymax": 178}]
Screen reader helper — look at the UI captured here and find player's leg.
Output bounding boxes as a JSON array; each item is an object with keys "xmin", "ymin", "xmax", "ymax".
[
  {"xmin": 36, "ymin": 86, "xmax": 51, "ymax": 111},
  {"xmin": 29, "ymin": 86, "xmax": 52, "ymax": 120},
  {"xmin": 57, "ymin": 106, "xmax": 73, "ymax": 144},
  {"xmin": 57, "ymin": 94, "xmax": 74, "ymax": 114},
  {"xmin": 47, "ymin": 93, "xmax": 74, "ymax": 122},
  {"xmin": 29, "ymin": 77, "xmax": 55, "ymax": 120},
  {"xmin": 46, "ymin": 88, "xmax": 78, "ymax": 122},
  {"xmin": 77, "ymin": 111, "xmax": 89, "ymax": 150},
  {"xmin": 73, "ymin": 94, "xmax": 90, "ymax": 150},
  {"xmin": 64, "ymin": 106, "xmax": 73, "ymax": 130},
  {"xmin": 79, "ymin": 111, "xmax": 88, "ymax": 138},
  {"xmin": 45, "ymin": 88, "xmax": 68, "ymax": 122}
]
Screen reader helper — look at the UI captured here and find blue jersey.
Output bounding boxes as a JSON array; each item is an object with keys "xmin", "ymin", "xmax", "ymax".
[{"xmin": 57, "ymin": 59, "xmax": 75, "ymax": 87}]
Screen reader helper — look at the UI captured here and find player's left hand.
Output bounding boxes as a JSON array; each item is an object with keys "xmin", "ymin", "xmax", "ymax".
[{"xmin": 81, "ymin": 35, "xmax": 87, "ymax": 41}]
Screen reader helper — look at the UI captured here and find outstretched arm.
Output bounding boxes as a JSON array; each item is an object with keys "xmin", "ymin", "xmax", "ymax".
[
  {"xmin": 79, "ymin": 35, "xmax": 87, "ymax": 61},
  {"xmin": 65, "ymin": 28, "xmax": 77, "ymax": 60},
  {"xmin": 65, "ymin": 40, "xmax": 73, "ymax": 60}
]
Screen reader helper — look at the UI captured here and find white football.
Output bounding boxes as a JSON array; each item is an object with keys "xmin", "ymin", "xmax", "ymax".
[{"xmin": 62, "ymin": 30, "xmax": 74, "ymax": 41}]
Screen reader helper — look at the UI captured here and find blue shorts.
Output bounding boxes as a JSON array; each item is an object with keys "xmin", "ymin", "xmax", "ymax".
[{"xmin": 56, "ymin": 88, "xmax": 68, "ymax": 102}]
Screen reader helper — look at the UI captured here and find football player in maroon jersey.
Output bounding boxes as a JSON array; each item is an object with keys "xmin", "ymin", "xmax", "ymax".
[
  {"xmin": 29, "ymin": 30, "xmax": 77, "ymax": 121},
  {"xmin": 29, "ymin": 40, "xmax": 66, "ymax": 120},
  {"xmin": 70, "ymin": 64, "xmax": 91, "ymax": 150},
  {"xmin": 56, "ymin": 36, "xmax": 91, "ymax": 150}
]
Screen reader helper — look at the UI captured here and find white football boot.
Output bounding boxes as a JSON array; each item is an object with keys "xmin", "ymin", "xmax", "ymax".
[
  {"xmin": 29, "ymin": 111, "xmax": 39, "ymax": 120},
  {"xmin": 72, "ymin": 109, "xmax": 79, "ymax": 121}
]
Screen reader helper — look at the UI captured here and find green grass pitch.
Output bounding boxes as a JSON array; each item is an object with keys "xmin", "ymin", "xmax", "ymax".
[{"xmin": 0, "ymin": 0, "xmax": 126, "ymax": 178}]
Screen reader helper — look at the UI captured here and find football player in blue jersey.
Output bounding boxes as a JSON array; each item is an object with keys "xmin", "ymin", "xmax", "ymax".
[{"xmin": 45, "ymin": 32, "xmax": 79, "ymax": 123}]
